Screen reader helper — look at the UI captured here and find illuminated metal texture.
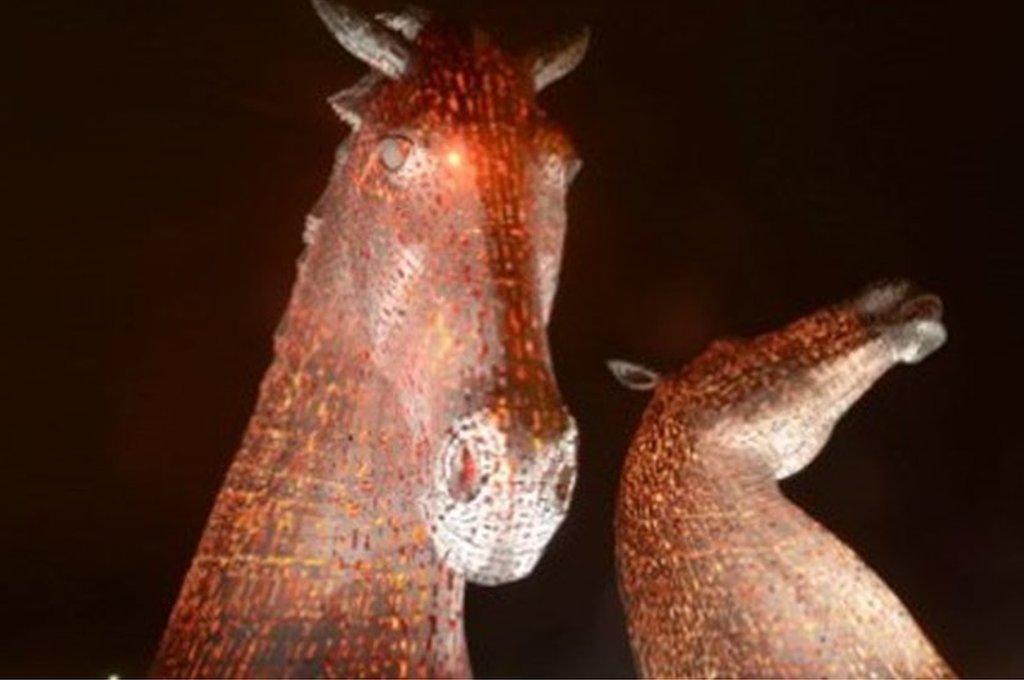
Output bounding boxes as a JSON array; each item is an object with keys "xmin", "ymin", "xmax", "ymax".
[
  {"xmin": 150, "ymin": 3, "xmax": 587, "ymax": 677},
  {"xmin": 612, "ymin": 281, "xmax": 954, "ymax": 679}
]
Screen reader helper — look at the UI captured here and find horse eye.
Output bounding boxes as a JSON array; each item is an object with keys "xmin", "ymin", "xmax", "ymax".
[{"xmin": 378, "ymin": 135, "xmax": 412, "ymax": 171}]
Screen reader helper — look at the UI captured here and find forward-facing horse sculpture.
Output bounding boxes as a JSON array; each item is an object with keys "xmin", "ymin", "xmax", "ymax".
[
  {"xmin": 151, "ymin": 2, "xmax": 587, "ymax": 676},
  {"xmin": 612, "ymin": 281, "xmax": 953, "ymax": 678}
]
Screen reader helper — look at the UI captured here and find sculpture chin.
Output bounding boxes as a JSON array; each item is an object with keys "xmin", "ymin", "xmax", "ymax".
[
  {"xmin": 444, "ymin": 532, "xmax": 548, "ymax": 585},
  {"xmin": 423, "ymin": 497, "xmax": 566, "ymax": 585},
  {"xmin": 457, "ymin": 543, "xmax": 546, "ymax": 586}
]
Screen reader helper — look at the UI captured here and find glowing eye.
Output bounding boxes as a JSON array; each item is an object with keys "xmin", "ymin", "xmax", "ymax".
[
  {"xmin": 446, "ymin": 150, "xmax": 463, "ymax": 167},
  {"xmin": 378, "ymin": 135, "xmax": 412, "ymax": 171}
]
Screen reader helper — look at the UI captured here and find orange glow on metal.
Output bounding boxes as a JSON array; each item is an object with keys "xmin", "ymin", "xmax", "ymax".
[
  {"xmin": 149, "ymin": 12, "xmax": 581, "ymax": 680},
  {"xmin": 616, "ymin": 283, "xmax": 952, "ymax": 679}
]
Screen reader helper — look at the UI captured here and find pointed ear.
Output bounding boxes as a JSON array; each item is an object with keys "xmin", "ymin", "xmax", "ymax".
[
  {"xmin": 606, "ymin": 359, "xmax": 660, "ymax": 391},
  {"xmin": 525, "ymin": 26, "xmax": 590, "ymax": 92},
  {"xmin": 311, "ymin": 0, "xmax": 411, "ymax": 79},
  {"xmin": 327, "ymin": 72, "xmax": 381, "ymax": 127},
  {"xmin": 375, "ymin": 6, "xmax": 430, "ymax": 41}
]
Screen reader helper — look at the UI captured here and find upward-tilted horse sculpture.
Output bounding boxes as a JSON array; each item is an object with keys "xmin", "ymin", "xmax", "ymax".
[
  {"xmin": 612, "ymin": 281, "xmax": 953, "ymax": 678},
  {"xmin": 151, "ymin": 2, "xmax": 587, "ymax": 676}
]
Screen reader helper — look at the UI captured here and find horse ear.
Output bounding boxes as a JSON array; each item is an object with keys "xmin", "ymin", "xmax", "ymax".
[
  {"xmin": 311, "ymin": 0, "xmax": 412, "ymax": 79},
  {"xmin": 525, "ymin": 26, "xmax": 590, "ymax": 92},
  {"xmin": 327, "ymin": 72, "xmax": 382, "ymax": 127},
  {"xmin": 375, "ymin": 6, "xmax": 430, "ymax": 41},
  {"xmin": 607, "ymin": 359, "xmax": 660, "ymax": 391}
]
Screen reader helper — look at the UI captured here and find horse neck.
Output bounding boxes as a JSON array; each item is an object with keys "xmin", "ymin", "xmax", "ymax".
[
  {"xmin": 624, "ymin": 404, "xmax": 778, "ymax": 513},
  {"xmin": 179, "ymin": 253, "xmax": 471, "ymax": 675},
  {"xmin": 619, "ymin": 410, "xmax": 954, "ymax": 680},
  {"xmin": 617, "ymin": 404, "xmax": 802, "ymax": 589}
]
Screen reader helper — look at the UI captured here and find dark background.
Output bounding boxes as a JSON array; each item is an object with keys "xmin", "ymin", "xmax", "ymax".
[{"xmin": 3, "ymin": 0, "xmax": 1021, "ymax": 677}]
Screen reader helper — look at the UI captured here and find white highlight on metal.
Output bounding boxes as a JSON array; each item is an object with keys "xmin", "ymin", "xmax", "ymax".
[
  {"xmin": 420, "ymin": 410, "xmax": 579, "ymax": 585},
  {"xmin": 376, "ymin": 6, "xmax": 431, "ymax": 41},
  {"xmin": 311, "ymin": 0, "xmax": 411, "ymax": 79},
  {"xmin": 530, "ymin": 26, "xmax": 591, "ymax": 92},
  {"xmin": 608, "ymin": 359, "xmax": 661, "ymax": 391}
]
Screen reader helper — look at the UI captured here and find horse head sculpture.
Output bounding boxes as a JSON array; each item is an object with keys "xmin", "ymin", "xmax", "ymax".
[
  {"xmin": 151, "ymin": 3, "xmax": 587, "ymax": 676},
  {"xmin": 305, "ymin": 0, "xmax": 586, "ymax": 584},
  {"xmin": 612, "ymin": 281, "xmax": 952, "ymax": 678}
]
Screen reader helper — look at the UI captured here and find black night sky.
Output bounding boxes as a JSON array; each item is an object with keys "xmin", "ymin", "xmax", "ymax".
[{"xmin": 3, "ymin": 1, "xmax": 1022, "ymax": 677}]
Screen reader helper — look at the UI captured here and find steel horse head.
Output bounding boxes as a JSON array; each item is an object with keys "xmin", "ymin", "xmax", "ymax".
[
  {"xmin": 306, "ymin": 0, "xmax": 587, "ymax": 584},
  {"xmin": 151, "ymin": 4, "xmax": 588, "ymax": 677}
]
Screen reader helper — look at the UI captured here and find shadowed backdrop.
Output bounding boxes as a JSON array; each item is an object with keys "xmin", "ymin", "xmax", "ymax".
[{"xmin": 2, "ymin": 0, "xmax": 1021, "ymax": 676}]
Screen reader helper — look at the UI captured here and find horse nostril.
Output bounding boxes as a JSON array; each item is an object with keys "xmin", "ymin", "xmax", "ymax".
[
  {"xmin": 553, "ymin": 463, "xmax": 576, "ymax": 509},
  {"xmin": 447, "ymin": 445, "xmax": 484, "ymax": 503},
  {"xmin": 898, "ymin": 293, "xmax": 943, "ymax": 323},
  {"xmin": 438, "ymin": 409, "xmax": 506, "ymax": 504}
]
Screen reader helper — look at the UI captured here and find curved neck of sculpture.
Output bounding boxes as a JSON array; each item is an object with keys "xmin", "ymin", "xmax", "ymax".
[
  {"xmin": 150, "ymin": 236, "xmax": 473, "ymax": 677},
  {"xmin": 656, "ymin": 415, "xmax": 779, "ymax": 509},
  {"xmin": 618, "ymin": 401, "xmax": 952, "ymax": 680}
]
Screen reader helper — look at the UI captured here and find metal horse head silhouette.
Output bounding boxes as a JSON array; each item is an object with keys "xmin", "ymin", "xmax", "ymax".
[
  {"xmin": 151, "ymin": 2, "xmax": 587, "ymax": 677},
  {"xmin": 612, "ymin": 281, "xmax": 952, "ymax": 678},
  {"xmin": 307, "ymin": 0, "xmax": 587, "ymax": 583}
]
